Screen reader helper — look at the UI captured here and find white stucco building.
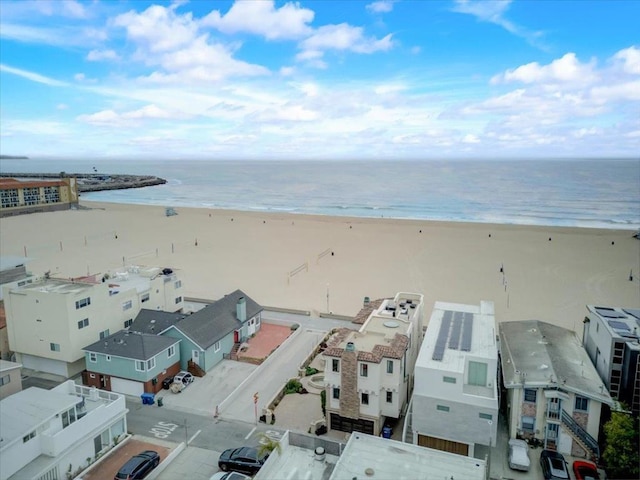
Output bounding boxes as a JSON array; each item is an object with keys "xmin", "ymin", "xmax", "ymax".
[
  {"xmin": 0, "ymin": 380, "xmax": 127, "ymax": 480},
  {"xmin": 3, "ymin": 266, "xmax": 184, "ymax": 377},
  {"xmin": 407, "ymin": 300, "xmax": 499, "ymax": 457},
  {"xmin": 323, "ymin": 292, "xmax": 424, "ymax": 435}
]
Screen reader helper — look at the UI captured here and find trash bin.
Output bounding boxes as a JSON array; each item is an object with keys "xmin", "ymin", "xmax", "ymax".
[
  {"xmin": 382, "ymin": 426, "xmax": 392, "ymax": 439},
  {"xmin": 157, "ymin": 397, "xmax": 163, "ymax": 407},
  {"xmin": 141, "ymin": 393, "xmax": 155, "ymax": 405}
]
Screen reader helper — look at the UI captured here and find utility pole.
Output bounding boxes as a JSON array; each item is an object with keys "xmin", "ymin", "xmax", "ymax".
[{"xmin": 326, "ymin": 283, "xmax": 330, "ymax": 313}]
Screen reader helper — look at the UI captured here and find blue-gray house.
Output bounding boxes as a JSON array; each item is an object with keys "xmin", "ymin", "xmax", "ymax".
[
  {"xmin": 82, "ymin": 330, "xmax": 181, "ymax": 396},
  {"xmin": 132, "ymin": 290, "xmax": 263, "ymax": 372}
]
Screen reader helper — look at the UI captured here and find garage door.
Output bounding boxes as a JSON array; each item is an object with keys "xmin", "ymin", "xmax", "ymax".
[
  {"xmin": 329, "ymin": 413, "xmax": 375, "ymax": 435},
  {"xmin": 21, "ymin": 354, "xmax": 69, "ymax": 377},
  {"xmin": 110, "ymin": 377, "xmax": 144, "ymax": 397},
  {"xmin": 418, "ymin": 434, "xmax": 469, "ymax": 456}
]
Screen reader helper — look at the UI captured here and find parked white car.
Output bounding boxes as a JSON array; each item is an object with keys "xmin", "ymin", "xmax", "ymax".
[
  {"xmin": 508, "ymin": 439, "xmax": 531, "ymax": 472},
  {"xmin": 170, "ymin": 371, "xmax": 194, "ymax": 393}
]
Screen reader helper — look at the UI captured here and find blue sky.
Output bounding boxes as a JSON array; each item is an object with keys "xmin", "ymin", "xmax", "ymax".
[{"xmin": 1, "ymin": 0, "xmax": 639, "ymax": 159}]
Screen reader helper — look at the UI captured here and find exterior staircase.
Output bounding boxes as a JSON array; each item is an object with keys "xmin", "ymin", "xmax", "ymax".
[
  {"xmin": 561, "ymin": 409, "xmax": 600, "ymax": 462},
  {"xmin": 228, "ymin": 342, "xmax": 241, "ymax": 361},
  {"xmin": 187, "ymin": 360, "xmax": 206, "ymax": 378}
]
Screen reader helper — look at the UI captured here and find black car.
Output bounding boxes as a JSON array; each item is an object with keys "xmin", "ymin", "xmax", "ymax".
[
  {"xmin": 114, "ymin": 450, "xmax": 160, "ymax": 480},
  {"xmin": 218, "ymin": 446, "xmax": 268, "ymax": 475},
  {"xmin": 540, "ymin": 449, "xmax": 569, "ymax": 480},
  {"xmin": 162, "ymin": 376, "xmax": 174, "ymax": 389}
]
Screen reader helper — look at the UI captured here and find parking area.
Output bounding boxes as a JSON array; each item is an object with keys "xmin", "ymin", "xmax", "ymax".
[
  {"xmin": 156, "ymin": 446, "xmax": 221, "ymax": 480},
  {"xmin": 81, "ymin": 437, "xmax": 173, "ymax": 480}
]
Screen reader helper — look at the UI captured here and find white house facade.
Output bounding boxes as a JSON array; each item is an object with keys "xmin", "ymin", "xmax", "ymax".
[
  {"xmin": 500, "ymin": 320, "xmax": 613, "ymax": 462},
  {"xmin": 3, "ymin": 266, "xmax": 184, "ymax": 377},
  {"xmin": 0, "ymin": 380, "xmax": 127, "ymax": 480},
  {"xmin": 323, "ymin": 292, "xmax": 424, "ymax": 436},
  {"xmin": 409, "ymin": 300, "xmax": 498, "ymax": 457}
]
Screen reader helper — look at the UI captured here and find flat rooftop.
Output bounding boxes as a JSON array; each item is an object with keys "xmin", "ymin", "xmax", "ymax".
[
  {"xmin": 330, "ymin": 432, "xmax": 486, "ymax": 480},
  {"xmin": 416, "ymin": 300, "xmax": 497, "ymax": 373},
  {"xmin": 587, "ymin": 305, "xmax": 640, "ymax": 341}
]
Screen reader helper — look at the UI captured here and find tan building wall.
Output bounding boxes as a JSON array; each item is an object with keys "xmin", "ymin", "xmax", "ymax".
[
  {"xmin": 0, "ymin": 177, "xmax": 78, "ymax": 218},
  {"xmin": 0, "ymin": 360, "xmax": 22, "ymax": 399}
]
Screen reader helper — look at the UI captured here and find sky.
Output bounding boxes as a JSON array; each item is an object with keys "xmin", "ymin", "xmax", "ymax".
[{"xmin": 0, "ymin": 0, "xmax": 639, "ymax": 160}]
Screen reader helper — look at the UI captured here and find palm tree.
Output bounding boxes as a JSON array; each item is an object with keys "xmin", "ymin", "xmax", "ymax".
[{"xmin": 256, "ymin": 432, "xmax": 282, "ymax": 458}]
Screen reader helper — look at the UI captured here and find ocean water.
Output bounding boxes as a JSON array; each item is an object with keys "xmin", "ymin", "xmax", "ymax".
[{"xmin": 1, "ymin": 158, "xmax": 639, "ymax": 230}]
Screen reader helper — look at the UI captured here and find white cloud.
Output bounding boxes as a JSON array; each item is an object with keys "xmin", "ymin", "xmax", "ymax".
[
  {"xmin": 613, "ymin": 46, "xmax": 640, "ymax": 75},
  {"xmin": 57, "ymin": 103, "xmax": 69, "ymax": 110},
  {"xmin": 113, "ymin": 4, "xmax": 198, "ymax": 53},
  {"xmin": 87, "ymin": 49, "xmax": 120, "ymax": 62},
  {"xmin": 452, "ymin": 0, "xmax": 544, "ymax": 48},
  {"xmin": 77, "ymin": 104, "xmax": 174, "ymax": 127},
  {"xmin": 0, "ymin": 63, "xmax": 69, "ymax": 86},
  {"xmin": 201, "ymin": 0, "xmax": 314, "ymax": 40},
  {"xmin": 492, "ymin": 53, "xmax": 597, "ymax": 85},
  {"xmin": 366, "ymin": 1, "xmax": 395, "ymax": 14},
  {"xmin": 299, "ymin": 24, "xmax": 394, "ymax": 59}
]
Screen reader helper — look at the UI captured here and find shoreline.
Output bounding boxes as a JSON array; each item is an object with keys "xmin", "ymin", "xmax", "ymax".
[
  {"xmin": 78, "ymin": 199, "xmax": 640, "ymax": 233},
  {"xmin": 2, "ymin": 200, "xmax": 638, "ymax": 332}
]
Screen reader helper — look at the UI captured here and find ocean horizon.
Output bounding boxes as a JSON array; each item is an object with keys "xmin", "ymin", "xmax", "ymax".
[{"xmin": 1, "ymin": 158, "xmax": 639, "ymax": 230}]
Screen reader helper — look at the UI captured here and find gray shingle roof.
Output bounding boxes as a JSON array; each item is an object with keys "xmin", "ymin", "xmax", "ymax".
[
  {"xmin": 130, "ymin": 309, "xmax": 188, "ymax": 335},
  {"xmin": 172, "ymin": 289, "xmax": 262, "ymax": 349},
  {"xmin": 499, "ymin": 320, "xmax": 613, "ymax": 405},
  {"xmin": 83, "ymin": 330, "xmax": 178, "ymax": 360}
]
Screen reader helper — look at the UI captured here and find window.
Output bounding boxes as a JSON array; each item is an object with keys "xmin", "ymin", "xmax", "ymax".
[
  {"xmin": 575, "ymin": 396, "xmax": 589, "ymax": 412},
  {"xmin": 146, "ymin": 357, "xmax": 156, "ymax": 370},
  {"xmin": 75, "ymin": 297, "xmax": 91, "ymax": 309},
  {"xmin": 77, "ymin": 318, "xmax": 89, "ymax": 329},
  {"xmin": 386, "ymin": 360, "xmax": 393, "ymax": 374},
  {"xmin": 135, "ymin": 361, "xmax": 145, "ymax": 372},
  {"xmin": 443, "ymin": 376, "xmax": 457, "ymax": 384},
  {"xmin": 386, "ymin": 391, "xmax": 393, "ymax": 403},
  {"xmin": 168, "ymin": 346, "xmax": 175, "ymax": 357},
  {"xmin": 99, "ymin": 329, "xmax": 110, "ymax": 340},
  {"xmin": 106, "ymin": 355, "xmax": 111, "ymax": 362},
  {"xmin": 333, "ymin": 387, "xmax": 340, "ymax": 399},
  {"xmin": 332, "ymin": 359, "xmax": 340, "ymax": 373},
  {"xmin": 23, "ymin": 187, "xmax": 40, "ymax": 205},
  {"xmin": 361, "ymin": 393, "xmax": 369, "ymax": 405},
  {"xmin": 479, "ymin": 413, "xmax": 493, "ymax": 420},
  {"xmin": 0, "ymin": 375, "xmax": 10, "ymax": 386},
  {"xmin": 175, "ymin": 296, "xmax": 183, "ymax": 304},
  {"xmin": 213, "ymin": 341, "xmax": 221, "ymax": 353},
  {"xmin": 175, "ymin": 280, "xmax": 182, "ymax": 288},
  {"xmin": 50, "ymin": 343, "xmax": 60, "ymax": 352},
  {"xmin": 124, "ymin": 319, "xmax": 133, "ymax": 328},
  {"xmin": 61, "ymin": 408, "xmax": 76, "ymax": 429},
  {"xmin": 360, "ymin": 363, "xmax": 368, "ymax": 377},
  {"xmin": 89, "ymin": 353, "xmax": 97, "ymax": 363},
  {"xmin": 141, "ymin": 293, "xmax": 150, "ymax": 303},
  {"xmin": 122, "ymin": 300, "xmax": 132, "ymax": 311},
  {"xmin": 1, "ymin": 188, "xmax": 19, "ymax": 208},
  {"xmin": 521, "ymin": 416, "xmax": 535, "ymax": 433},
  {"xmin": 23, "ymin": 431, "xmax": 36, "ymax": 443},
  {"xmin": 437, "ymin": 405, "xmax": 450, "ymax": 412},
  {"xmin": 467, "ymin": 361, "xmax": 487, "ymax": 386},
  {"xmin": 524, "ymin": 388, "xmax": 537, "ymax": 403}
]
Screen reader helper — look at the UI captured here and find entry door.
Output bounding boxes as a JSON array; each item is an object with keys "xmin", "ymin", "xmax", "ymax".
[
  {"xmin": 192, "ymin": 349, "xmax": 201, "ymax": 366},
  {"xmin": 234, "ymin": 330, "xmax": 239, "ymax": 343}
]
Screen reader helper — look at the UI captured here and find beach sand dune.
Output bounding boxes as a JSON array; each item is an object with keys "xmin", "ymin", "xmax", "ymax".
[{"xmin": 1, "ymin": 201, "xmax": 638, "ymax": 332}]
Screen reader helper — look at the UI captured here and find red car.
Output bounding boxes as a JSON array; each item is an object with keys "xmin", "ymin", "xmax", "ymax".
[{"xmin": 572, "ymin": 460, "xmax": 600, "ymax": 480}]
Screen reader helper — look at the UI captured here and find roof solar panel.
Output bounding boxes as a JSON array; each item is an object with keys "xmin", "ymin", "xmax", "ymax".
[
  {"xmin": 607, "ymin": 320, "xmax": 631, "ymax": 332},
  {"xmin": 622, "ymin": 309, "xmax": 640, "ymax": 321},
  {"xmin": 595, "ymin": 307, "xmax": 626, "ymax": 319},
  {"xmin": 448, "ymin": 311, "xmax": 463, "ymax": 350},
  {"xmin": 460, "ymin": 312, "xmax": 473, "ymax": 351},
  {"xmin": 432, "ymin": 311, "xmax": 452, "ymax": 361}
]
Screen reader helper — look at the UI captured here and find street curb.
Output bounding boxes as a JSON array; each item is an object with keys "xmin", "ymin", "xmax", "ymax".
[{"xmin": 146, "ymin": 442, "xmax": 186, "ymax": 480}]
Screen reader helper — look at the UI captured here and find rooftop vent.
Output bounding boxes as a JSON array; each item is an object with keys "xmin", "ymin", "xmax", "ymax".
[
  {"xmin": 314, "ymin": 446, "xmax": 325, "ymax": 461},
  {"xmin": 345, "ymin": 342, "xmax": 355, "ymax": 352}
]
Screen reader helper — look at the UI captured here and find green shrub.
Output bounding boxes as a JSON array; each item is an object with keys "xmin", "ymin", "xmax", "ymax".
[
  {"xmin": 290, "ymin": 323, "xmax": 300, "ymax": 331},
  {"xmin": 284, "ymin": 379, "xmax": 302, "ymax": 394},
  {"xmin": 320, "ymin": 389, "xmax": 326, "ymax": 417},
  {"xmin": 305, "ymin": 366, "xmax": 318, "ymax": 376}
]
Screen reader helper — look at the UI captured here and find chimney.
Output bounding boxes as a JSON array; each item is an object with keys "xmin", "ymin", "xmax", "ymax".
[{"xmin": 236, "ymin": 296, "xmax": 247, "ymax": 322}]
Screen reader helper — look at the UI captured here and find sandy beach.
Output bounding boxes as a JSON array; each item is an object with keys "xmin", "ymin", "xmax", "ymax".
[{"xmin": 1, "ymin": 201, "xmax": 638, "ymax": 332}]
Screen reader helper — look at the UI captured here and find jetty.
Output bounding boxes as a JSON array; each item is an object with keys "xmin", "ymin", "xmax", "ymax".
[{"xmin": 0, "ymin": 173, "xmax": 167, "ymax": 192}]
